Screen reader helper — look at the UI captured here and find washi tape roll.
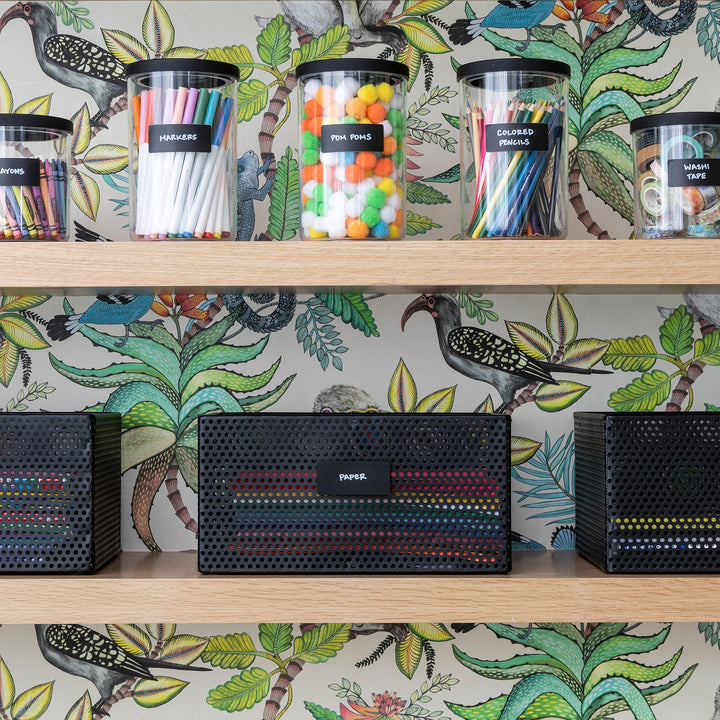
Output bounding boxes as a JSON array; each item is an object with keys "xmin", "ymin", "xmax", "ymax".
[
  {"xmin": 697, "ymin": 199, "xmax": 720, "ymax": 225},
  {"xmin": 640, "ymin": 178, "xmax": 666, "ymax": 216},
  {"xmin": 649, "ymin": 158, "xmax": 667, "ymax": 183},
  {"xmin": 698, "ymin": 186, "xmax": 718, "ymax": 208},
  {"xmin": 661, "ymin": 134, "xmax": 703, "ymax": 163},
  {"xmin": 693, "ymin": 129, "xmax": 718, "ymax": 152},
  {"xmin": 681, "ymin": 186, "xmax": 705, "ymax": 215},
  {"xmin": 636, "ymin": 143, "xmax": 662, "ymax": 174}
]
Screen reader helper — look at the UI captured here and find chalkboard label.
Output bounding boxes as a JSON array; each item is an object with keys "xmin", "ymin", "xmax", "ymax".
[
  {"xmin": 320, "ymin": 123, "xmax": 384, "ymax": 153},
  {"xmin": 486, "ymin": 123, "xmax": 548, "ymax": 152},
  {"xmin": 0, "ymin": 158, "xmax": 40, "ymax": 186},
  {"xmin": 149, "ymin": 124, "xmax": 211, "ymax": 153},
  {"xmin": 317, "ymin": 460, "xmax": 391, "ymax": 496},
  {"xmin": 667, "ymin": 158, "xmax": 720, "ymax": 187}
]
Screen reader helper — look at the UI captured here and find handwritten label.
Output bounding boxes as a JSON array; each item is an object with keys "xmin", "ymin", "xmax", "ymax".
[
  {"xmin": 320, "ymin": 123, "xmax": 383, "ymax": 153},
  {"xmin": 486, "ymin": 123, "xmax": 548, "ymax": 152},
  {"xmin": 148, "ymin": 124, "xmax": 211, "ymax": 153},
  {"xmin": 0, "ymin": 158, "xmax": 40, "ymax": 186},
  {"xmin": 667, "ymin": 158, "xmax": 720, "ymax": 187},
  {"xmin": 317, "ymin": 460, "xmax": 390, "ymax": 496}
]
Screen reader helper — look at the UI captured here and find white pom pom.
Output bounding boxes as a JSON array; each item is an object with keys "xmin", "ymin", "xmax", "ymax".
[
  {"xmin": 390, "ymin": 92, "xmax": 403, "ymax": 109},
  {"xmin": 380, "ymin": 205, "xmax": 396, "ymax": 224},
  {"xmin": 304, "ymin": 78, "xmax": 322, "ymax": 97},
  {"xmin": 319, "ymin": 151, "xmax": 339, "ymax": 166},
  {"xmin": 328, "ymin": 191, "xmax": 348, "ymax": 208},
  {"xmin": 329, "ymin": 222, "xmax": 348, "ymax": 239},
  {"xmin": 303, "ymin": 180, "xmax": 318, "ymax": 199},
  {"xmin": 386, "ymin": 192, "xmax": 402, "ymax": 210},
  {"xmin": 301, "ymin": 211, "xmax": 316, "ymax": 229},
  {"xmin": 343, "ymin": 77, "xmax": 360, "ymax": 97},
  {"xmin": 313, "ymin": 215, "xmax": 329, "ymax": 233},
  {"xmin": 334, "ymin": 80, "xmax": 353, "ymax": 106},
  {"xmin": 359, "ymin": 177, "xmax": 376, "ymax": 194},
  {"xmin": 345, "ymin": 195, "xmax": 365, "ymax": 217},
  {"xmin": 380, "ymin": 120, "xmax": 392, "ymax": 138}
]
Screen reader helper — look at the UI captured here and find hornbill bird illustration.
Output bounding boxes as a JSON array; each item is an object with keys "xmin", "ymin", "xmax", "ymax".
[
  {"xmin": 401, "ymin": 294, "xmax": 609, "ymax": 409},
  {"xmin": 35, "ymin": 624, "xmax": 209, "ymax": 715},
  {"xmin": 47, "ymin": 294, "xmax": 157, "ymax": 347},
  {"xmin": 449, "ymin": 0, "xmax": 563, "ymax": 51},
  {"xmin": 0, "ymin": 1, "xmax": 126, "ymax": 124}
]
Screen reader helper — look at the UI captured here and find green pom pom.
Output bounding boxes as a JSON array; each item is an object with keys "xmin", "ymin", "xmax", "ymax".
[
  {"xmin": 312, "ymin": 183, "xmax": 329, "ymax": 202},
  {"xmin": 391, "ymin": 125, "xmax": 405, "ymax": 142},
  {"xmin": 343, "ymin": 116, "xmax": 357, "ymax": 124},
  {"xmin": 366, "ymin": 188, "xmax": 386, "ymax": 209},
  {"xmin": 387, "ymin": 109, "xmax": 404, "ymax": 127},
  {"xmin": 306, "ymin": 199, "xmax": 318, "ymax": 214},
  {"xmin": 302, "ymin": 130, "xmax": 320, "ymax": 149},
  {"xmin": 392, "ymin": 150, "xmax": 405, "ymax": 167},
  {"xmin": 360, "ymin": 206, "xmax": 380, "ymax": 227},
  {"xmin": 302, "ymin": 148, "xmax": 320, "ymax": 165}
]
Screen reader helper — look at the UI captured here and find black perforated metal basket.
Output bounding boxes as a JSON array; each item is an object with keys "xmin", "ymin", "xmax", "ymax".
[
  {"xmin": 0, "ymin": 413, "xmax": 121, "ymax": 573},
  {"xmin": 198, "ymin": 413, "xmax": 511, "ymax": 573},
  {"xmin": 575, "ymin": 411, "xmax": 720, "ymax": 573}
]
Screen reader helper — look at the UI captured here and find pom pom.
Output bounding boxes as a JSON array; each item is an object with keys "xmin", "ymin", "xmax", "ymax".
[
  {"xmin": 374, "ymin": 158, "xmax": 395, "ymax": 177},
  {"xmin": 302, "ymin": 148, "xmax": 320, "ymax": 165},
  {"xmin": 355, "ymin": 151, "xmax": 377, "ymax": 170},
  {"xmin": 345, "ymin": 97, "xmax": 367, "ymax": 121},
  {"xmin": 345, "ymin": 194, "xmax": 366, "ymax": 217},
  {"xmin": 360, "ymin": 206, "xmax": 380, "ymax": 227},
  {"xmin": 328, "ymin": 191, "xmax": 348, "ymax": 208},
  {"xmin": 366, "ymin": 102, "xmax": 387, "ymax": 124},
  {"xmin": 347, "ymin": 219, "xmax": 370, "ymax": 238},
  {"xmin": 387, "ymin": 192, "xmax": 402, "ymax": 210},
  {"xmin": 301, "ymin": 211, "xmax": 316, "ymax": 229},
  {"xmin": 380, "ymin": 205, "xmax": 396, "ymax": 224},
  {"xmin": 380, "ymin": 120, "xmax": 392, "ymax": 138},
  {"xmin": 358, "ymin": 177, "xmax": 377, "ymax": 194},
  {"xmin": 315, "ymin": 85, "xmax": 335, "ymax": 106},
  {"xmin": 377, "ymin": 178, "xmax": 395, "ymax": 197},
  {"xmin": 302, "ymin": 130, "xmax": 320, "ymax": 150},
  {"xmin": 345, "ymin": 164, "xmax": 364, "ymax": 184},
  {"xmin": 366, "ymin": 187, "xmax": 387, "ymax": 209},
  {"xmin": 304, "ymin": 78, "xmax": 322, "ymax": 97},
  {"xmin": 371, "ymin": 220, "xmax": 390, "ymax": 238},
  {"xmin": 357, "ymin": 83, "xmax": 378, "ymax": 105},
  {"xmin": 376, "ymin": 82, "xmax": 394, "ymax": 103}
]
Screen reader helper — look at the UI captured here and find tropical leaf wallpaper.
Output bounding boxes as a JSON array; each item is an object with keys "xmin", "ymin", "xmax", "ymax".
[{"xmin": 1, "ymin": 1, "xmax": 720, "ymax": 718}]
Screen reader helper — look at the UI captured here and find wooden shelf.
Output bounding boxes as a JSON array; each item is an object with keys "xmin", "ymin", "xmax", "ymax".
[
  {"xmin": 2, "ymin": 239, "xmax": 718, "ymax": 294},
  {"xmin": 0, "ymin": 551, "xmax": 716, "ymax": 623}
]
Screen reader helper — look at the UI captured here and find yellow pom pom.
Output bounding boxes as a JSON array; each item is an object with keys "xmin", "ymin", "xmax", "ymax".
[
  {"xmin": 377, "ymin": 178, "xmax": 395, "ymax": 196},
  {"xmin": 357, "ymin": 84, "xmax": 378, "ymax": 105},
  {"xmin": 360, "ymin": 118, "xmax": 372, "ymax": 124},
  {"xmin": 376, "ymin": 82, "xmax": 394, "ymax": 103},
  {"xmin": 389, "ymin": 224, "xmax": 401, "ymax": 238},
  {"xmin": 308, "ymin": 227, "xmax": 328, "ymax": 239}
]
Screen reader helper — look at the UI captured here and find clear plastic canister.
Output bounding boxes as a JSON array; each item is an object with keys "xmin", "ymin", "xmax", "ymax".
[
  {"xmin": 457, "ymin": 59, "xmax": 570, "ymax": 239},
  {"xmin": 0, "ymin": 114, "xmax": 72, "ymax": 241},
  {"xmin": 126, "ymin": 59, "xmax": 239, "ymax": 240},
  {"xmin": 630, "ymin": 112, "xmax": 720, "ymax": 238},
  {"xmin": 296, "ymin": 58, "xmax": 409, "ymax": 240}
]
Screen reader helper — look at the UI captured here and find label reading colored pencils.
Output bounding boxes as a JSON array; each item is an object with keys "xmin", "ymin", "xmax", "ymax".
[
  {"xmin": 485, "ymin": 124, "xmax": 549, "ymax": 152},
  {"xmin": 317, "ymin": 461, "xmax": 391, "ymax": 496},
  {"xmin": 667, "ymin": 158, "xmax": 720, "ymax": 187},
  {"xmin": 320, "ymin": 123, "xmax": 383, "ymax": 153},
  {"xmin": 0, "ymin": 158, "xmax": 40, "ymax": 186},
  {"xmin": 148, "ymin": 124, "xmax": 211, "ymax": 153}
]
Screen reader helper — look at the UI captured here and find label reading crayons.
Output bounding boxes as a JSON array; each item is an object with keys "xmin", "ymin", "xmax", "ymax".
[
  {"xmin": 486, "ymin": 123, "xmax": 549, "ymax": 152},
  {"xmin": 667, "ymin": 158, "xmax": 720, "ymax": 187},
  {"xmin": 0, "ymin": 158, "xmax": 40, "ymax": 186},
  {"xmin": 321, "ymin": 123, "xmax": 384, "ymax": 153},
  {"xmin": 316, "ymin": 460, "xmax": 391, "ymax": 496},
  {"xmin": 148, "ymin": 124, "xmax": 211, "ymax": 154}
]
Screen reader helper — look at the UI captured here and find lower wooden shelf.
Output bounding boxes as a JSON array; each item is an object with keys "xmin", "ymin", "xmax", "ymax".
[{"xmin": 0, "ymin": 550, "xmax": 716, "ymax": 623}]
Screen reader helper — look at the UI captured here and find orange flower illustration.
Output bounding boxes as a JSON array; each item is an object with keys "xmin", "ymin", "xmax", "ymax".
[
  {"xmin": 553, "ymin": 0, "xmax": 609, "ymax": 23},
  {"xmin": 340, "ymin": 692, "xmax": 406, "ymax": 720},
  {"xmin": 151, "ymin": 294, "xmax": 209, "ymax": 321}
]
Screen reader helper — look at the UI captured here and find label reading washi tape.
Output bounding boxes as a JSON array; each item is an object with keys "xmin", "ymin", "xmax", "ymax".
[
  {"xmin": 320, "ymin": 123, "xmax": 383, "ymax": 153},
  {"xmin": 0, "ymin": 158, "xmax": 40, "ymax": 186},
  {"xmin": 148, "ymin": 124, "xmax": 211, "ymax": 153},
  {"xmin": 667, "ymin": 158, "xmax": 720, "ymax": 187},
  {"xmin": 316, "ymin": 460, "xmax": 390, "ymax": 496},
  {"xmin": 486, "ymin": 124, "xmax": 549, "ymax": 152}
]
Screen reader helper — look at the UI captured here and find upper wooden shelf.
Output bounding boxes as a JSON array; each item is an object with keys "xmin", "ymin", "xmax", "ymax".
[
  {"xmin": 1, "ymin": 550, "xmax": 716, "ymax": 623},
  {"xmin": 1, "ymin": 239, "xmax": 715, "ymax": 294}
]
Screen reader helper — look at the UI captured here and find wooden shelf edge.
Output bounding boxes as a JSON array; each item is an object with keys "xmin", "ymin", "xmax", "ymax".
[
  {"xmin": 1, "ymin": 551, "xmax": 717, "ymax": 623},
  {"xmin": 1, "ymin": 240, "xmax": 718, "ymax": 294}
]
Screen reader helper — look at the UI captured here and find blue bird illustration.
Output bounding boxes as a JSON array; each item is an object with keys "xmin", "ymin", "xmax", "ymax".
[
  {"xmin": 47, "ymin": 295, "xmax": 156, "ymax": 347},
  {"xmin": 449, "ymin": 0, "xmax": 561, "ymax": 50}
]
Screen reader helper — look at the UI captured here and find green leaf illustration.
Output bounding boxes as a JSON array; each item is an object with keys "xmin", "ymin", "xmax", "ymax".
[
  {"xmin": 407, "ymin": 181, "xmax": 450, "ymax": 205},
  {"xmin": 180, "ymin": 361, "xmax": 280, "ymax": 404},
  {"xmin": 102, "ymin": 28, "xmax": 150, "ymax": 63},
  {"xmin": 206, "ymin": 44, "xmax": 255, "ymax": 81},
  {"xmin": 695, "ymin": 329, "xmax": 720, "ymax": 366},
  {"xmin": 133, "ymin": 677, "xmax": 187, "ymax": 708},
  {"xmin": 546, "ymin": 294, "xmax": 578, "ymax": 346},
  {"xmin": 577, "ymin": 150, "xmax": 633, "ymax": 222},
  {"xmin": 506, "ymin": 321, "xmax": 553, "ymax": 360},
  {"xmin": 561, "ymin": 339, "xmax": 609, "ymax": 370},
  {"xmin": 0, "ymin": 655, "xmax": 15, "ymax": 710},
  {"xmin": 314, "ymin": 293, "xmax": 378, "ymax": 337},
  {"xmin": 70, "ymin": 170, "xmax": 100, "ymax": 220},
  {"xmin": 207, "ymin": 668, "xmax": 271, "ymax": 712},
  {"xmin": 390, "ymin": 16, "xmax": 452, "ymax": 53},
  {"xmin": 268, "ymin": 146, "xmax": 299, "ymax": 240},
  {"xmin": 603, "ymin": 335, "xmax": 659, "ymax": 371},
  {"xmin": 396, "ymin": 631, "xmax": 423, "ymax": 679},
  {"xmin": 291, "ymin": 24, "xmax": 350, "ymax": 67},
  {"xmin": 0, "ymin": 295, "xmax": 50, "ymax": 312},
  {"xmin": 578, "ymin": 131, "xmax": 634, "ymax": 182},
  {"xmin": 64, "ymin": 692, "xmax": 92, "ymax": 720},
  {"xmin": 237, "ymin": 79, "xmax": 270, "ymax": 122},
  {"xmin": 259, "ymin": 624, "xmax": 293, "ymax": 655},
  {"xmin": 293, "ymin": 624, "xmax": 352, "ymax": 663},
  {"xmin": 585, "ymin": 650, "xmax": 682, "ymax": 693},
  {"xmin": 202, "ymin": 633, "xmax": 258, "ymax": 670},
  {"xmin": 142, "ymin": 0, "xmax": 174, "ymax": 54},
  {"xmin": 407, "ymin": 623, "xmax": 453, "ymax": 642},
  {"xmin": 406, "ymin": 210, "xmax": 441, "ymax": 235},
  {"xmin": 158, "ymin": 634, "xmax": 207, "ymax": 665},
  {"xmin": 304, "ymin": 702, "xmax": 343, "ymax": 720},
  {"xmin": 535, "ymin": 381, "xmax": 589, "ymax": 412},
  {"xmin": 415, "ymin": 386, "xmax": 455, "ymax": 413},
  {"xmin": 179, "ymin": 338, "xmax": 267, "ymax": 389},
  {"xmin": 659, "ymin": 305, "xmax": 694, "ymax": 357},
  {"xmin": 609, "ymin": 369, "xmax": 672, "ymax": 412},
  {"xmin": 107, "ymin": 624, "xmax": 153, "ymax": 655},
  {"xmin": 0, "ymin": 314, "xmax": 48, "ymax": 350},
  {"xmin": 11, "ymin": 682, "xmax": 53, "ymax": 720},
  {"xmin": 388, "ymin": 358, "xmax": 417, "ymax": 413},
  {"xmin": 82, "ymin": 144, "xmax": 129, "ymax": 175},
  {"xmin": 394, "ymin": 0, "xmax": 454, "ymax": 17},
  {"xmin": 257, "ymin": 14, "xmax": 291, "ymax": 67},
  {"xmin": 0, "ymin": 340, "xmax": 19, "ymax": 387},
  {"xmin": 510, "ymin": 436, "xmax": 541, "ymax": 466}
]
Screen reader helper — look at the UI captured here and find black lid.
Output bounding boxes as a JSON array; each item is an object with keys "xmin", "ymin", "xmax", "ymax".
[
  {"xmin": 457, "ymin": 58, "xmax": 571, "ymax": 85},
  {"xmin": 125, "ymin": 58, "xmax": 240, "ymax": 80},
  {"xmin": 0, "ymin": 113, "xmax": 73, "ymax": 133},
  {"xmin": 296, "ymin": 58, "xmax": 410, "ymax": 80},
  {"xmin": 630, "ymin": 111, "xmax": 720, "ymax": 132}
]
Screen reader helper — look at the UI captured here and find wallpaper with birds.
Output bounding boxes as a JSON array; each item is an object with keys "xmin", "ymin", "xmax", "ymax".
[{"xmin": 2, "ymin": 1, "xmax": 720, "ymax": 718}]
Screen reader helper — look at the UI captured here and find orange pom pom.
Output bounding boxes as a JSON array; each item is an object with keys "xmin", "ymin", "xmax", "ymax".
[
  {"xmin": 304, "ymin": 98, "xmax": 323, "ymax": 118},
  {"xmin": 356, "ymin": 151, "xmax": 377, "ymax": 170},
  {"xmin": 345, "ymin": 164, "xmax": 363, "ymax": 184},
  {"xmin": 325, "ymin": 102, "xmax": 344, "ymax": 119},
  {"xmin": 394, "ymin": 210, "xmax": 404, "ymax": 227},
  {"xmin": 309, "ymin": 116, "xmax": 324, "ymax": 136},
  {"xmin": 366, "ymin": 102, "xmax": 387, "ymax": 124},
  {"xmin": 316, "ymin": 85, "xmax": 335, "ymax": 107},
  {"xmin": 345, "ymin": 97, "xmax": 367, "ymax": 121},
  {"xmin": 382, "ymin": 136, "xmax": 398, "ymax": 156},
  {"xmin": 301, "ymin": 164, "xmax": 324, "ymax": 184},
  {"xmin": 347, "ymin": 219, "xmax": 370, "ymax": 239},
  {"xmin": 374, "ymin": 157, "xmax": 394, "ymax": 177}
]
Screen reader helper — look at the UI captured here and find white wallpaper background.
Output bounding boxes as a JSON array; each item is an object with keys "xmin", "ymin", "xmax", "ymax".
[{"xmin": 0, "ymin": 2, "xmax": 719, "ymax": 719}]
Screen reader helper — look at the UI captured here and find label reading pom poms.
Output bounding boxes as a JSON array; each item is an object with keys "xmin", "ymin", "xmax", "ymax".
[{"xmin": 321, "ymin": 123, "xmax": 384, "ymax": 153}]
